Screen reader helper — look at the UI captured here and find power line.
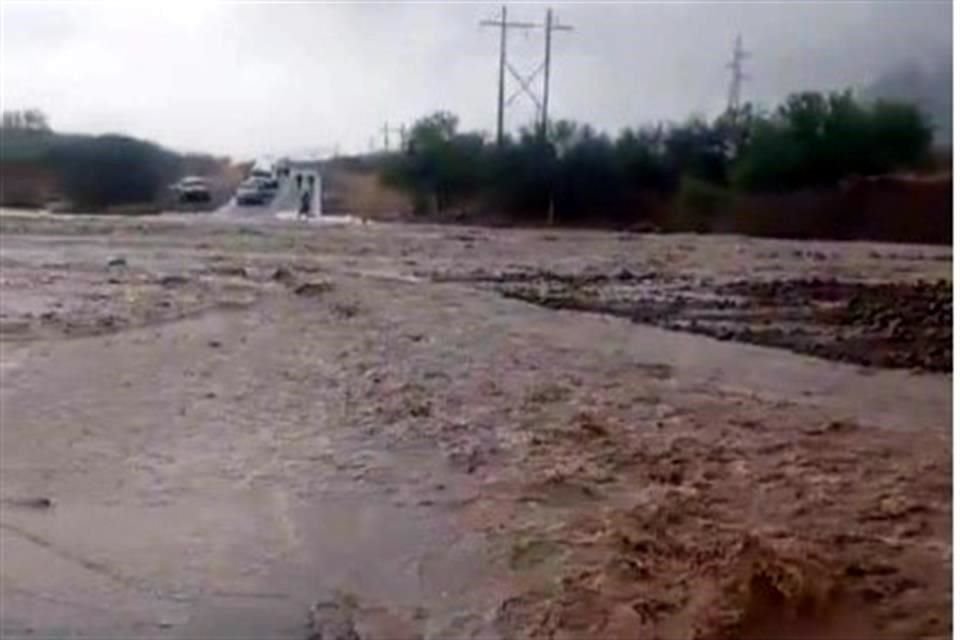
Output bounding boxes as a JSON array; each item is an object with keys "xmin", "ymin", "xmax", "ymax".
[
  {"xmin": 480, "ymin": 6, "xmax": 538, "ymax": 146},
  {"xmin": 481, "ymin": 7, "xmax": 572, "ymax": 145}
]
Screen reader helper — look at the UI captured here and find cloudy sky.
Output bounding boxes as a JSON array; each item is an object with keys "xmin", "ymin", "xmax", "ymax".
[{"xmin": 1, "ymin": 1, "xmax": 952, "ymax": 159}]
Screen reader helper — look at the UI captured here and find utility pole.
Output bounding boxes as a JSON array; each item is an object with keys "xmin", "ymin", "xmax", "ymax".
[
  {"xmin": 540, "ymin": 9, "xmax": 572, "ymax": 139},
  {"xmin": 481, "ymin": 6, "xmax": 537, "ymax": 146},
  {"xmin": 380, "ymin": 122, "xmax": 407, "ymax": 151},
  {"xmin": 539, "ymin": 8, "xmax": 572, "ymax": 226},
  {"xmin": 726, "ymin": 34, "xmax": 750, "ymax": 115}
]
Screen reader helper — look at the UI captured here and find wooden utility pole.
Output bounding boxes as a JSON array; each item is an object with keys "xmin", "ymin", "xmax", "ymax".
[
  {"xmin": 540, "ymin": 8, "xmax": 572, "ymax": 140},
  {"xmin": 481, "ymin": 6, "xmax": 537, "ymax": 146},
  {"xmin": 495, "ymin": 6, "xmax": 507, "ymax": 146}
]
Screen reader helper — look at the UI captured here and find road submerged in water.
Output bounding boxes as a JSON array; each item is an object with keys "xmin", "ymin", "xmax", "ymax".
[{"xmin": 0, "ymin": 211, "xmax": 951, "ymax": 639}]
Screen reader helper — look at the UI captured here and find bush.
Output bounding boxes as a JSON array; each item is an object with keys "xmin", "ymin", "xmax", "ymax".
[
  {"xmin": 675, "ymin": 176, "xmax": 733, "ymax": 231},
  {"xmin": 379, "ymin": 91, "xmax": 935, "ymax": 225},
  {"xmin": 733, "ymin": 91, "xmax": 933, "ymax": 192},
  {"xmin": 2, "ymin": 114, "xmax": 233, "ymax": 211},
  {"xmin": 484, "ymin": 138, "xmax": 555, "ymax": 217},
  {"xmin": 49, "ymin": 135, "xmax": 181, "ymax": 208},
  {"xmin": 380, "ymin": 111, "xmax": 486, "ymax": 214},
  {"xmin": 552, "ymin": 132, "xmax": 623, "ymax": 222}
]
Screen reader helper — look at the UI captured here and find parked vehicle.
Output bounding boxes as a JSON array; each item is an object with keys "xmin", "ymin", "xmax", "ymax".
[
  {"xmin": 236, "ymin": 178, "xmax": 271, "ymax": 206},
  {"xmin": 171, "ymin": 176, "xmax": 211, "ymax": 204}
]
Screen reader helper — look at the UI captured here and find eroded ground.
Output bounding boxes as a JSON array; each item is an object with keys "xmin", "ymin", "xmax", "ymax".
[{"xmin": 0, "ymin": 211, "xmax": 952, "ymax": 639}]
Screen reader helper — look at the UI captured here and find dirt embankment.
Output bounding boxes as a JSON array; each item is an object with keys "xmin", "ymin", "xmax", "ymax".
[
  {"xmin": 714, "ymin": 174, "xmax": 952, "ymax": 245},
  {"xmin": 0, "ymin": 161, "xmax": 58, "ymax": 208},
  {"xmin": 322, "ymin": 162, "xmax": 413, "ymax": 219}
]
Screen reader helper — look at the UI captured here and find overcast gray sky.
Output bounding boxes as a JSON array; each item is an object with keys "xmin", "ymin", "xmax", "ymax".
[{"xmin": 1, "ymin": 1, "xmax": 951, "ymax": 159}]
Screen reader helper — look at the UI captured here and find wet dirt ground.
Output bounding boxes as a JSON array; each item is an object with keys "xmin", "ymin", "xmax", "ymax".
[{"xmin": 0, "ymin": 211, "xmax": 952, "ymax": 639}]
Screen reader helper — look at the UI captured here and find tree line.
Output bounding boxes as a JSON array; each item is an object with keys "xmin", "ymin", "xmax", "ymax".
[
  {"xmin": 1, "ymin": 110, "xmax": 229, "ymax": 209},
  {"xmin": 379, "ymin": 90, "xmax": 937, "ymax": 225}
]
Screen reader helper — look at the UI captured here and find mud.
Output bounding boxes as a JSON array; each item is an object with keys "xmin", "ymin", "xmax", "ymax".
[
  {"xmin": 492, "ymin": 400, "xmax": 950, "ymax": 639},
  {"xmin": 0, "ymin": 211, "xmax": 951, "ymax": 639},
  {"xmin": 440, "ymin": 270, "xmax": 951, "ymax": 372}
]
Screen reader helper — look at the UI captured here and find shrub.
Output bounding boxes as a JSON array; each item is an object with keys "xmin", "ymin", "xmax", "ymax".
[
  {"xmin": 733, "ymin": 91, "xmax": 933, "ymax": 191},
  {"xmin": 675, "ymin": 176, "xmax": 733, "ymax": 231},
  {"xmin": 379, "ymin": 91, "xmax": 935, "ymax": 224},
  {"xmin": 49, "ymin": 134, "xmax": 181, "ymax": 208}
]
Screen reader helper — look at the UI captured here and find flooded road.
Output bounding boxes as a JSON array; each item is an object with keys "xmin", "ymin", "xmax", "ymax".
[
  {"xmin": 0, "ymin": 212, "xmax": 951, "ymax": 639},
  {"xmin": 1, "ymin": 299, "xmax": 502, "ymax": 639}
]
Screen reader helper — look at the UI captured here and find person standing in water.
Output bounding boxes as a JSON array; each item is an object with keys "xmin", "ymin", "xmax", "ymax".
[{"xmin": 298, "ymin": 185, "xmax": 311, "ymax": 220}]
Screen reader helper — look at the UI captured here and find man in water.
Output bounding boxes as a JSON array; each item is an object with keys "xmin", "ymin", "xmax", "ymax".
[{"xmin": 298, "ymin": 186, "xmax": 311, "ymax": 220}]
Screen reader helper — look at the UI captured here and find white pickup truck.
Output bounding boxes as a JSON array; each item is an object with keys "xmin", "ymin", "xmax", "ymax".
[{"xmin": 171, "ymin": 176, "xmax": 211, "ymax": 204}]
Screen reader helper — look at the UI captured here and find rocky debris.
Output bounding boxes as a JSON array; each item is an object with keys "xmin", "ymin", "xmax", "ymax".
[
  {"xmin": 159, "ymin": 274, "xmax": 190, "ymax": 287},
  {"xmin": 106, "ymin": 256, "xmax": 127, "ymax": 268},
  {"xmin": 308, "ymin": 596, "xmax": 361, "ymax": 640},
  {"xmin": 210, "ymin": 265, "xmax": 248, "ymax": 278},
  {"xmin": 0, "ymin": 319, "xmax": 31, "ymax": 334},
  {"xmin": 271, "ymin": 266, "xmax": 295, "ymax": 284},
  {"xmin": 491, "ymin": 271, "xmax": 951, "ymax": 373},
  {"xmin": 447, "ymin": 444, "xmax": 486, "ymax": 475},
  {"xmin": 1, "ymin": 496, "xmax": 54, "ymax": 509},
  {"xmin": 431, "ymin": 267, "xmax": 657, "ymax": 288},
  {"xmin": 307, "ymin": 596, "xmax": 426, "ymax": 640},
  {"xmin": 294, "ymin": 280, "xmax": 335, "ymax": 297},
  {"xmin": 331, "ymin": 302, "xmax": 362, "ymax": 319}
]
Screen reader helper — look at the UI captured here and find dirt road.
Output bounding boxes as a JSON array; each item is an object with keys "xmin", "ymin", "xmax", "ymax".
[{"xmin": 0, "ymin": 211, "xmax": 951, "ymax": 639}]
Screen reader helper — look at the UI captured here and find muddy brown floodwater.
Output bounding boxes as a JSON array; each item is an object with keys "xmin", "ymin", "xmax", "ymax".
[{"xmin": 0, "ymin": 210, "xmax": 952, "ymax": 639}]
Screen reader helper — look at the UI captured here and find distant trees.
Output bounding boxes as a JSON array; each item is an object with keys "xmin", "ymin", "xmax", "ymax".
[
  {"xmin": 381, "ymin": 111, "xmax": 487, "ymax": 213},
  {"xmin": 48, "ymin": 135, "xmax": 181, "ymax": 208},
  {"xmin": 1, "ymin": 109, "xmax": 51, "ymax": 132},
  {"xmin": 379, "ymin": 90, "xmax": 935, "ymax": 224},
  {"xmin": 732, "ymin": 91, "xmax": 933, "ymax": 191},
  {"xmin": 1, "ymin": 112, "xmax": 228, "ymax": 210}
]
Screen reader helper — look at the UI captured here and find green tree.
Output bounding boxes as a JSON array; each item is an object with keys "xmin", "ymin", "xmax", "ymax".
[
  {"xmin": 382, "ymin": 111, "xmax": 485, "ymax": 214},
  {"xmin": 733, "ymin": 90, "xmax": 933, "ymax": 191},
  {"xmin": 49, "ymin": 134, "xmax": 181, "ymax": 208}
]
